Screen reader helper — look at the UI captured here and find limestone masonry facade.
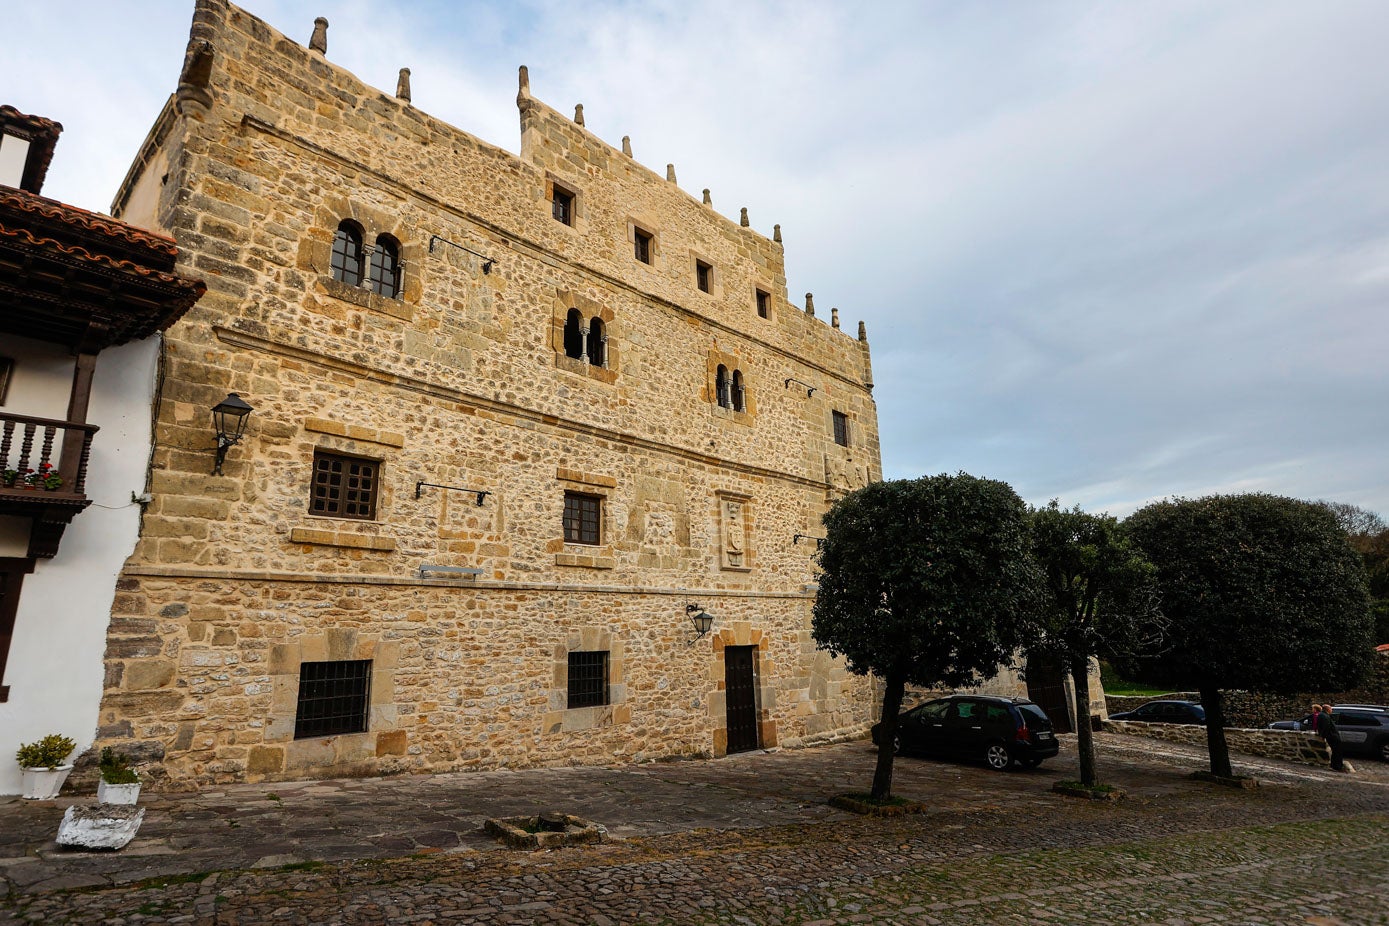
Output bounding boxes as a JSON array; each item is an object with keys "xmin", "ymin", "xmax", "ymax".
[{"xmin": 95, "ymin": 0, "xmax": 883, "ymax": 788}]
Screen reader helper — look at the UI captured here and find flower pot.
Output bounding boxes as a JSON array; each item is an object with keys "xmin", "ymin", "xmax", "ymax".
[
  {"xmin": 98, "ymin": 779, "xmax": 141, "ymax": 805},
  {"xmin": 20, "ymin": 765, "xmax": 74, "ymax": 800}
]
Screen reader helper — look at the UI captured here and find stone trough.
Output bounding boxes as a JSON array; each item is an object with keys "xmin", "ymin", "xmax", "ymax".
[{"xmin": 483, "ymin": 811, "xmax": 607, "ymax": 849}]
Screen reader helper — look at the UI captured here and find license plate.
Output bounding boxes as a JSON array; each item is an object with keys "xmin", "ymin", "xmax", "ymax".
[{"xmin": 1036, "ymin": 732, "xmax": 1052, "ymax": 740}]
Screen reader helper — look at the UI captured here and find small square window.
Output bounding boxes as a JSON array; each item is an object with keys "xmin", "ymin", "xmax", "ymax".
[
  {"xmin": 832, "ymin": 411, "xmax": 850, "ymax": 447},
  {"xmin": 310, "ymin": 451, "xmax": 379, "ymax": 520},
  {"xmin": 295, "ymin": 659, "xmax": 371, "ymax": 739},
  {"xmin": 552, "ymin": 185, "xmax": 575, "ymax": 226},
  {"xmin": 696, "ymin": 260, "xmax": 712, "ymax": 293},
  {"xmin": 634, "ymin": 228, "xmax": 653, "ymax": 264},
  {"xmin": 567, "ymin": 650, "xmax": 610, "ymax": 709},
  {"xmin": 563, "ymin": 491, "xmax": 602, "ymax": 545},
  {"xmin": 755, "ymin": 289, "xmax": 770, "ymax": 319}
]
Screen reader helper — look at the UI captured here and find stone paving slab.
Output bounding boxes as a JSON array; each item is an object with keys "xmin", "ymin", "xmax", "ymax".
[{"xmin": 2, "ymin": 732, "xmax": 1387, "ymax": 923}]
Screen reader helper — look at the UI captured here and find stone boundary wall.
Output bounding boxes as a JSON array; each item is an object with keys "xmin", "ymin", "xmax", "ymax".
[
  {"xmin": 1104, "ymin": 653, "xmax": 1388, "ymax": 729},
  {"xmin": 1104, "ymin": 720, "xmax": 1331, "ymax": 767}
]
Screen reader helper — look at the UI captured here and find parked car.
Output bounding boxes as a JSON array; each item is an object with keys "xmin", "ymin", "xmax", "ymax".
[
  {"xmin": 1108, "ymin": 700, "xmax": 1206, "ymax": 725},
  {"xmin": 1269, "ymin": 705, "xmax": 1389, "ymax": 762},
  {"xmin": 871, "ymin": 695, "xmax": 1059, "ymax": 771}
]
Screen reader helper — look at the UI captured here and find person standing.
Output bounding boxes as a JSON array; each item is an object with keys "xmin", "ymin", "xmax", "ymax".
[
  {"xmin": 1319, "ymin": 704, "xmax": 1345, "ymax": 772},
  {"xmin": 1307, "ymin": 703, "xmax": 1322, "ymax": 733}
]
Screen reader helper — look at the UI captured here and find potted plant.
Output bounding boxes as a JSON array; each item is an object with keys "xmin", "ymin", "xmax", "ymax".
[
  {"xmin": 16, "ymin": 734, "xmax": 77, "ymax": 800},
  {"xmin": 26, "ymin": 463, "xmax": 62, "ymax": 491},
  {"xmin": 97, "ymin": 748, "xmax": 141, "ymax": 804},
  {"xmin": 1, "ymin": 468, "xmax": 17, "ymax": 488}
]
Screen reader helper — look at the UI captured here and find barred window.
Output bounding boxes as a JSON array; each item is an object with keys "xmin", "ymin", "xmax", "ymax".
[
  {"xmin": 755, "ymin": 289, "xmax": 770, "ymax": 318},
  {"xmin": 732, "ymin": 370, "xmax": 746, "ymax": 413},
  {"xmin": 310, "ymin": 451, "xmax": 379, "ymax": 520},
  {"xmin": 368, "ymin": 234, "xmax": 402, "ymax": 298},
  {"xmin": 634, "ymin": 227, "xmax": 653, "ymax": 264},
  {"xmin": 552, "ymin": 185, "xmax": 575, "ymax": 226},
  {"xmin": 696, "ymin": 260, "xmax": 712, "ymax": 293},
  {"xmin": 330, "ymin": 220, "xmax": 364, "ymax": 286},
  {"xmin": 567, "ymin": 650, "xmax": 609, "ymax": 709},
  {"xmin": 833, "ymin": 410, "xmax": 850, "ymax": 447},
  {"xmin": 294, "ymin": 659, "xmax": 371, "ymax": 738},
  {"xmin": 715, "ymin": 365, "xmax": 731, "ymax": 409},
  {"xmin": 563, "ymin": 491, "xmax": 601, "ymax": 545}
]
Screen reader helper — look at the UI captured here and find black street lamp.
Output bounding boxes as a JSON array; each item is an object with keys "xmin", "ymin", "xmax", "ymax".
[{"xmin": 211, "ymin": 392, "xmax": 253, "ymax": 475}]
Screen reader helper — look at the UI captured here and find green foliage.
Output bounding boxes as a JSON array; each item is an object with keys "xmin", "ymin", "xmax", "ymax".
[
  {"xmin": 16, "ymin": 734, "xmax": 76, "ymax": 769},
  {"xmin": 1028, "ymin": 501, "xmax": 1163, "ymax": 664},
  {"xmin": 99, "ymin": 747, "xmax": 140, "ymax": 784},
  {"xmin": 1319, "ymin": 501, "xmax": 1389, "ymax": 645},
  {"xmin": 1124, "ymin": 494, "xmax": 1374, "ymax": 695},
  {"xmin": 813, "ymin": 473, "xmax": 1040, "ymax": 690}
]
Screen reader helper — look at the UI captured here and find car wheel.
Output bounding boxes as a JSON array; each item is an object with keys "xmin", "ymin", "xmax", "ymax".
[
  {"xmin": 1378, "ymin": 738, "xmax": 1389, "ymax": 763},
  {"xmin": 985, "ymin": 743, "xmax": 1012, "ymax": 771},
  {"xmin": 893, "ymin": 735, "xmax": 904, "ymax": 756}
]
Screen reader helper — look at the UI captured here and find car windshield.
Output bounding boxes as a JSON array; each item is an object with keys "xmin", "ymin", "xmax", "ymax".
[{"xmin": 1017, "ymin": 704, "xmax": 1051, "ymax": 728}]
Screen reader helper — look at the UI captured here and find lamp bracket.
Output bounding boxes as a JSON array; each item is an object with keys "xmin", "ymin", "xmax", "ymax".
[
  {"xmin": 415, "ymin": 481, "xmax": 491, "ymax": 506},
  {"xmin": 793, "ymin": 533, "xmax": 826, "ymax": 549},
  {"xmin": 429, "ymin": 234, "xmax": 497, "ymax": 274},
  {"xmin": 783, "ymin": 377, "xmax": 816, "ymax": 397}
]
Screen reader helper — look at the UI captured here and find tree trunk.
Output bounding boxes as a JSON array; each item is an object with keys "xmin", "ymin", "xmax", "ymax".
[
  {"xmin": 870, "ymin": 667, "xmax": 908, "ymax": 801},
  {"xmin": 1070, "ymin": 655, "xmax": 1096, "ymax": 786},
  {"xmin": 1198, "ymin": 684, "xmax": 1232, "ymax": 778}
]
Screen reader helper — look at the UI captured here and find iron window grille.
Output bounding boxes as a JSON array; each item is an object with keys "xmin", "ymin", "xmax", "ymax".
[
  {"xmin": 833, "ymin": 410, "xmax": 850, "ymax": 447},
  {"xmin": 756, "ymin": 289, "xmax": 770, "ymax": 318},
  {"xmin": 330, "ymin": 221, "xmax": 364, "ymax": 285},
  {"xmin": 634, "ymin": 228, "xmax": 652, "ymax": 264},
  {"xmin": 567, "ymin": 650, "xmax": 609, "ymax": 709},
  {"xmin": 311, "ymin": 451, "xmax": 379, "ymax": 520},
  {"xmin": 294, "ymin": 659, "xmax": 371, "ymax": 738},
  {"xmin": 563, "ymin": 491, "xmax": 602, "ymax": 545},
  {"xmin": 367, "ymin": 235, "xmax": 402, "ymax": 298}
]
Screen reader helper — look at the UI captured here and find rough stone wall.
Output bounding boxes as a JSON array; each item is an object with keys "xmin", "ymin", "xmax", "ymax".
[
  {"xmin": 94, "ymin": 0, "xmax": 882, "ymax": 787},
  {"xmin": 1104, "ymin": 654, "xmax": 1388, "ymax": 729},
  {"xmin": 1103, "ymin": 720, "xmax": 1333, "ymax": 768}
]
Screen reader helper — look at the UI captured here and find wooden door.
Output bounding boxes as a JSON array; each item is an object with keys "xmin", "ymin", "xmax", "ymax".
[
  {"xmin": 1025, "ymin": 656, "xmax": 1072, "ymax": 733},
  {"xmin": 724, "ymin": 645, "xmax": 760, "ymax": 753}
]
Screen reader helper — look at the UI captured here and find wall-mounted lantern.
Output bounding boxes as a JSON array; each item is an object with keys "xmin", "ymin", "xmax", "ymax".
[
  {"xmin": 685, "ymin": 604, "xmax": 716, "ymax": 644},
  {"xmin": 211, "ymin": 392, "xmax": 253, "ymax": 475}
]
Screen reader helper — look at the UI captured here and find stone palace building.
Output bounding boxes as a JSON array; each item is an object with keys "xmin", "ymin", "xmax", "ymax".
[{"xmin": 88, "ymin": 0, "xmax": 884, "ymax": 787}]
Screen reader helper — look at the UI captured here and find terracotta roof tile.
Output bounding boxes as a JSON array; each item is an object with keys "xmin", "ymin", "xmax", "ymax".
[
  {"xmin": 0, "ymin": 188, "xmax": 178, "ymax": 256},
  {"xmin": 0, "ymin": 222, "xmax": 203, "ymax": 295},
  {"xmin": 0, "ymin": 105, "xmax": 63, "ymax": 194}
]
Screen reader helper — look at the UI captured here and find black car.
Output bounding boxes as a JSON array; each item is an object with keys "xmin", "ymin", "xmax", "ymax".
[
  {"xmin": 1269, "ymin": 705, "xmax": 1389, "ymax": 762},
  {"xmin": 871, "ymin": 695, "xmax": 1059, "ymax": 771},
  {"xmin": 1108, "ymin": 700, "xmax": 1206, "ymax": 725}
]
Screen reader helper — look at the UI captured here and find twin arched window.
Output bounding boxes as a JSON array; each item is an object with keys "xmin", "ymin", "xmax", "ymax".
[
  {"xmin": 331, "ymin": 220, "xmax": 401, "ymax": 299},
  {"xmin": 563, "ymin": 309, "xmax": 607, "ymax": 367},
  {"xmin": 715, "ymin": 366, "xmax": 747, "ymax": 412}
]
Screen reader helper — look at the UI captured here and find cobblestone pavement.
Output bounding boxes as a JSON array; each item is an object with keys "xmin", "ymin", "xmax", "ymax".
[{"xmin": 3, "ymin": 733, "xmax": 1388, "ymax": 924}]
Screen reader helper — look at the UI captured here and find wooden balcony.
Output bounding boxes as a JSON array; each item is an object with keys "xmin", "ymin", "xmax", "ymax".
[{"xmin": 0, "ymin": 412, "xmax": 99, "ymax": 558}]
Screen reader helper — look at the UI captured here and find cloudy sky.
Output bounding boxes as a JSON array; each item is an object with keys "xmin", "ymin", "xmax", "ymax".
[{"xmin": 5, "ymin": 1, "xmax": 1386, "ymax": 518}]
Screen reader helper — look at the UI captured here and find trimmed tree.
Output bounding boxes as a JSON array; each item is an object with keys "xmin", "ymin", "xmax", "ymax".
[
  {"xmin": 1027, "ymin": 501, "xmax": 1163, "ymax": 787},
  {"xmin": 812, "ymin": 473, "xmax": 1039, "ymax": 801},
  {"xmin": 1124, "ymin": 494, "xmax": 1373, "ymax": 777}
]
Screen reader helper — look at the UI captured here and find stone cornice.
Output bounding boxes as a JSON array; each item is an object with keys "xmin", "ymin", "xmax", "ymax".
[{"xmin": 120, "ymin": 563, "xmax": 818, "ymax": 599}]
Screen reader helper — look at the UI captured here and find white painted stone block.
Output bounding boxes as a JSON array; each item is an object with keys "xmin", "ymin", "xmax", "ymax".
[{"xmin": 56, "ymin": 804, "xmax": 145, "ymax": 850}]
